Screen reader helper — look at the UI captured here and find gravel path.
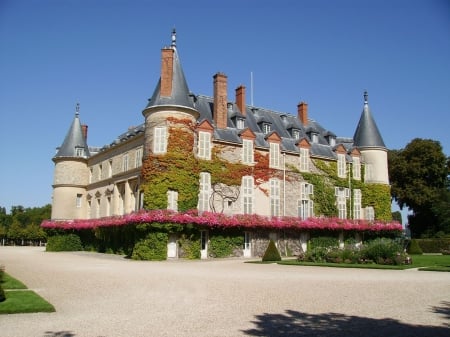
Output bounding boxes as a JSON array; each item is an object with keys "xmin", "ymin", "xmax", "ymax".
[{"xmin": 0, "ymin": 246, "xmax": 449, "ymax": 337}]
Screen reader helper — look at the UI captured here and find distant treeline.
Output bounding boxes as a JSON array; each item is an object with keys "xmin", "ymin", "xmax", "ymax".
[{"xmin": 0, "ymin": 205, "xmax": 51, "ymax": 245}]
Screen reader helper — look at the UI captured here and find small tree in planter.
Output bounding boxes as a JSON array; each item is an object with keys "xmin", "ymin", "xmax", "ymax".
[{"xmin": 262, "ymin": 240, "xmax": 281, "ymax": 262}]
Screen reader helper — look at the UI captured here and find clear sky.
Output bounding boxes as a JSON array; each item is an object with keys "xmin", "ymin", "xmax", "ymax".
[{"xmin": 0, "ymin": 0, "xmax": 449, "ymax": 216}]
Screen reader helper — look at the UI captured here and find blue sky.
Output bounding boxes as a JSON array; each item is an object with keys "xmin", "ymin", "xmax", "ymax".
[{"xmin": 0, "ymin": 0, "xmax": 449, "ymax": 217}]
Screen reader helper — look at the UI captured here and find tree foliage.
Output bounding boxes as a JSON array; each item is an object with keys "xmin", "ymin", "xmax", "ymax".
[
  {"xmin": 0, "ymin": 204, "xmax": 50, "ymax": 244},
  {"xmin": 388, "ymin": 138, "xmax": 449, "ymax": 237}
]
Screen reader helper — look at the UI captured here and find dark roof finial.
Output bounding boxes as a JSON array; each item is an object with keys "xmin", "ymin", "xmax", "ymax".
[
  {"xmin": 364, "ymin": 90, "xmax": 368, "ymax": 105},
  {"xmin": 75, "ymin": 102, "xmax": 80, "ymax": 116},
  {"xmin": 171, "ymin": 28, "xmax": 176, "ymax": 48}
]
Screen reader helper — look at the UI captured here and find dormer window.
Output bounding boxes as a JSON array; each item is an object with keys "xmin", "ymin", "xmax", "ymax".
[
  {"xmin": 292, "ymin": 129, "xmax": 300, "ymax": 140},
  {"xmin": 236, "ymin": 118, "xmax": 245, "ymax": 129},
  {"xmin": 75, "ymin": 147, "xmax": 84, "ymax": 157},
  {"xmin": 329, "ymin": 137, "xmax": 336, "ymax": 147},
  {"xmin": 262, "ymin": 123, "xmax": 271, "ymax": 134},
  {"xmin": 311, "ymin": 133, "xmax": 318, "ymax": 143}
]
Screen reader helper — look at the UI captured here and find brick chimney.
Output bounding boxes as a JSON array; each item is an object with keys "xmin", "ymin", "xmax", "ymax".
[
  {"xmin": 213, "ymin": 72, "xmax": 228, "ymax": 129},
  {"xmin": 160, "ymin": 47, "xmax": 174, "ymax": 97},
  {"xmin": 298, "ymin": 101, "xmax": 308, "ymax": 126},
  {"xmin": 235, "ymin": 85, "xmax": 246, "ymax": 116},
  {"xmin": 81, "ymin": 124, "xmax": 88, "ymax": 141}
]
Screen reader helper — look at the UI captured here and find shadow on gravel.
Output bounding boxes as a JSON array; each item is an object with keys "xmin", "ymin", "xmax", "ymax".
[
  {"xmin": 43, "ymin": 332, "xmax": 75, "ymax": 337},
  {"xmin": 242, "ymin": 306, "xmax": 450, "ymax": 337}
]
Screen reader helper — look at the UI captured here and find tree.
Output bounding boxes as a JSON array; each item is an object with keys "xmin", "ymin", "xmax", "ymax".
[{"xmin": 388, "ymin": 138, "xmax": 449, "ymax": 237}]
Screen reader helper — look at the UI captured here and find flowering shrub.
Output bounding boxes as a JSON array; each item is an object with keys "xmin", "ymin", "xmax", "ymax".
[{"xmin": 41, "ymin": 209, "xmax": 402, "ymax": 234}]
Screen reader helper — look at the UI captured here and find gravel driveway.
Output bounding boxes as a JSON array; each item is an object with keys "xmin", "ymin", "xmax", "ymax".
[{"xmin": 0, "ymin": 246, "xmax": 449, "ymax": 337}]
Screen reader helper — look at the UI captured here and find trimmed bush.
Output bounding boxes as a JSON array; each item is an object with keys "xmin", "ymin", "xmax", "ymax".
[
  {"xmin": 131, "ymin": 232, "xmax": 168, "ymax": 261},
  {"xmin": 407, "ymin": 239, "xmax": 423, "ymax": 255},
  {"xmin": 416, "ymin": 239, "xmax": 450, "ymax": 253},
  {"xmin": 0, "ymin": 265, "xmax": 5, "ymax": 302},
  {"xmin": 361, "ymin": 238, "xmax": 404, "ymax": 265},
  {"xmin": 262, "ymin": 240, "xmax": 281, "ymax": 262},
  {"xmin": 46, "ymin": 234, "xmax": 83, "ymax": 252},
  {"xmin": 209, "ymin": 234, "xmax": 244, "ymax": 258},
  {"xmin": 309, "ymin": 236, "xmax": 339, "ymax": 249}
]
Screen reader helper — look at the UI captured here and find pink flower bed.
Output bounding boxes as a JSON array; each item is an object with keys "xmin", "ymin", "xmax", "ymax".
[{"xmin": 41, "ymin": 209, "xmax": 402, "ymax": 233}]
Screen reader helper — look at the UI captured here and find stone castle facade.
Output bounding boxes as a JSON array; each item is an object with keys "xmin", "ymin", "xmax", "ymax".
[{"xmin": 51, "ymin": 31, "xmax": 391, "ymax": 255}]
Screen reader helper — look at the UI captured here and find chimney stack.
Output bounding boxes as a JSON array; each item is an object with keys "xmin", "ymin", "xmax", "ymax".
[
  {"xmin": 298, "ymin": 102, "xmax": 308, "ymax": 126},
  {"xmin": 213, "ymin": 72, "xmax": 228, "ymax": 129},
  {"xmin": 235, "ymin": 85, "xmax": 246, "ymax": 116},
  {"xmin": 81, "ymin": 124, "xmax": 88, "ymax": 141},
  {"xmin": 160, "ymin": 47, "xmax": 174, "ymax": 97}
]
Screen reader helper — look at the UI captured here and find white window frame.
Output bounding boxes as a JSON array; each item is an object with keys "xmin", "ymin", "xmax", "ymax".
[
  {"xmin": 242, "ymin": 139, "xmax": 254, "ymax": 164},
  {"xmin": 198, "ymin": 131, "xmax": 211, "ymax": 160},
  {"xmin": 365, "ymin": 163, "xmax": 373, "ymax": 182},
  {"xmin": 300, "ymin": 148, "xmax": 309, "ymax": 172},
  {"xmin": 167, "ymin": 190, "xmax": 178, "ymax": 212},
  {"xmin": 236, "ymin": 118, "xmax": 245, "ymax": 129},
  {"xmin": 352, "ymin": 157, "xmax": 361, "ymax": 180},
  {"xmin": 292, "ymin": 129, "xmax": 300, "ymax": 140},
  {"xmin": 365, "ymin": 206, "xmax": 375, "ymax": 221},
  {"xmin": 108, "ymin": 160, "xmax": 113, "ymax": 177},
  {"xmin": 198, "ymin": 172, "xmax": 211, "ymax": 212},
  {"xmin": 76, "ymin": 194, "xmax": 82, "ymax": 208},
  {"xmin": 298, "ymin": 182, "xmax": 314, "ymax": 220},
  {"xmin": 337, "ymin": 154, "xmax": 346, "ymax": 178},
  {"xmin": 353, "ymin": 189, "xmax": 362, "ymax": 220},
  {"xmin": 135, "ymin": 148, "xmax": 143, "ymax": 168},
  {"xmin": 242, "ymin": 176, "xmax": 254, "ymax": 214},
  {"xmin": 269, "ymin": 143, "xmax": 280, "ymax": 168},
  {"xmin": 153, "ymin": 126, "xmax": 168, "ymax": 154},
  {"xmin": 122, "ymin": 153, "xmax": 129, "ymax": 172},
  {"xmin": 311, "ymin": 133, "xmax": 318, "ymax": 143},
  {"xmin": 98, "ymin": 164, "xmax": 102, "ymax": 180},
  {"xmin": 337, "ymin": 196, "xmax": 347, "ymax": 219},
  {"xmin": 270, "ymin": 178, "xmax": 281, "ymax": 217},
  {"xmin": 262, "ymin": 123, "xmax": 271, "ymax": 134}
]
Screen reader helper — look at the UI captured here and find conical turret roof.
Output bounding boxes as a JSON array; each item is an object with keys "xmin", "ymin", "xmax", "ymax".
[
  {"xmin": 53, "ymin": 105, "xmax": 90, "ymax": 159},
  {"xmin": 353, "ymin": 91, "xmax": 386, "ymax": 149},
  {"xmin": 145, "ymin": 30, "xmax": 195, "ymax": 110}
]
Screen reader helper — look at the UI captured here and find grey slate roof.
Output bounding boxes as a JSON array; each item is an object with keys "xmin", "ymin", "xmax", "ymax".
[
  {"xmin": 353, "ymin": 91, "xmax": 386, "ymax": 149},
  {"xmin": 145, "ymin": 47, "xmax": 195, "ymax": 110},
  {"xmin": 54, "ymin": 113, "xmax": 90, "ymax": 159}
]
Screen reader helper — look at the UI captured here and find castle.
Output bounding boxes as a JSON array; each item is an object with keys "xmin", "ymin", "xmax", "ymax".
[{"xmin": 50, "ymin": 30, "xmax": 391, "ymax": 257}]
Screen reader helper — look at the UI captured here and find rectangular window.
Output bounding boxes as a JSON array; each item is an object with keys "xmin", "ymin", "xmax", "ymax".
[
  {"xmin": 298, "ymin": 182, "xmax": 314, "ymax": 219},
  {"xmin": 353, "ymin": 189, "xmax": 362, "ymax": 220},
  {"xmin": 75, "ymin": 147, "xmax": 84, "ymax": 157},
  {"xmin": 89, "ymin": 168, "xmax": 93, "ymax": 183},
  {"xmin": 352, "ymin": 157, "xmax": 361, "ymax": 180},
  {"xmin": 98, "ymin": 164, "xmax": 103, "ymax": 180},
  {"xmin": 122, "ymin": 153, "xmax": 129, "ymax": 172},
  {"xmin": 108, "ymin": 160, "xmax": 113, "ymax": 177},
  {"xmin": 153, "ymin": 126, "xmax": 167, "ymax": 154},
  {"xmin": 135, "ymin": 148, "xmax": 143, "ymax": 168},
  {"xmin": 76, "ymin": 194, "xmax": 82, "ymax": 208},
  {"xmin": 242, "ymin": 139, "xmax": 254, "ymax": 164},
  {"xmin": 337, "ymin": 196, "xmax": 347, "ymax": 219},
  {"xmin": 198, "ymin": 131, "xmax": 211, "ymax": 160},
  {"xmin": 269, "ymin": 143, "xmax": 280, "ymax": 168},
  {"xmin": 198, "ymin": 172, "xmax": 211, "ymax": 212},
  {"xmin": 300, "ymin": 148, "xmax": 309, "ymax": 172},
  {"xmin": 167, "ymin": 190, "xmax": 178, "ymax": 212},
  {"xmin": 337, "ymin": 154, "xmax": 346, "ymax": 178},
  {"xmin": 106, "ymin": 197, "xmax": 111, "ymax": 216},
  {"xmin": 270, "ymin": 178, "xmax": 280, "ymax": 217},
  {"xmin": 96, "ymin": 198, "xmax": 100, "ymax": 218},
  {"xmin": 237, "ymin": 118, "xmax": 245, "ymax": 129},
  {"xmin": 311, "ymin": 133, "xmax": 318, "ymax": 143},
  {"xmin": 292, "ymin": 129, "xmax": 300, "ymax": 140},
  {"xmin": 365, "ymin": 206, "xmax": 375, "ymax": 221},
  {"xmin": 242, "ymin": 176, "xmax": 254, "ymax": 214},
  {"xmin": 263, "ymin": 123, "xmax": 271, "ymax": 134}
]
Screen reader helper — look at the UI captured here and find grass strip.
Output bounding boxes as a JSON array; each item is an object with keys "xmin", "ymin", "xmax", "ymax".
[
  {"xmin": 0, "ymin": 272, "xmax": 55, "ymax": 314},
  {"xmin": 0, "ymin": 290, "xmax": 55, "ymax": 314}
]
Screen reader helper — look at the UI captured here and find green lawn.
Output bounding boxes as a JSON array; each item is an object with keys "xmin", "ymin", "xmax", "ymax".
[
  {"xmin": 274, "ymin": 254, "xmax": 450, "ymax": 271},
  {"xmin": 0, "ymin": 272, "xmax": 55, "ymax": 314}
]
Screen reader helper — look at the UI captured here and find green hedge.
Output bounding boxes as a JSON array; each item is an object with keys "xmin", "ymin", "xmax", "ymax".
[
  {"xmin": 416, "ymin": 239, "xmax": 450, "ymax": 253},
  {"xmin": 131, "ymin": 232, "xmax": 168, "ymax": 261},
  {"xmin": 46, "ymin": 234, "xmax": 83, "ymax": 252},
  {"xmin": 209, "ymin": 232, "xmax": 244, "ymax": 258}
]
